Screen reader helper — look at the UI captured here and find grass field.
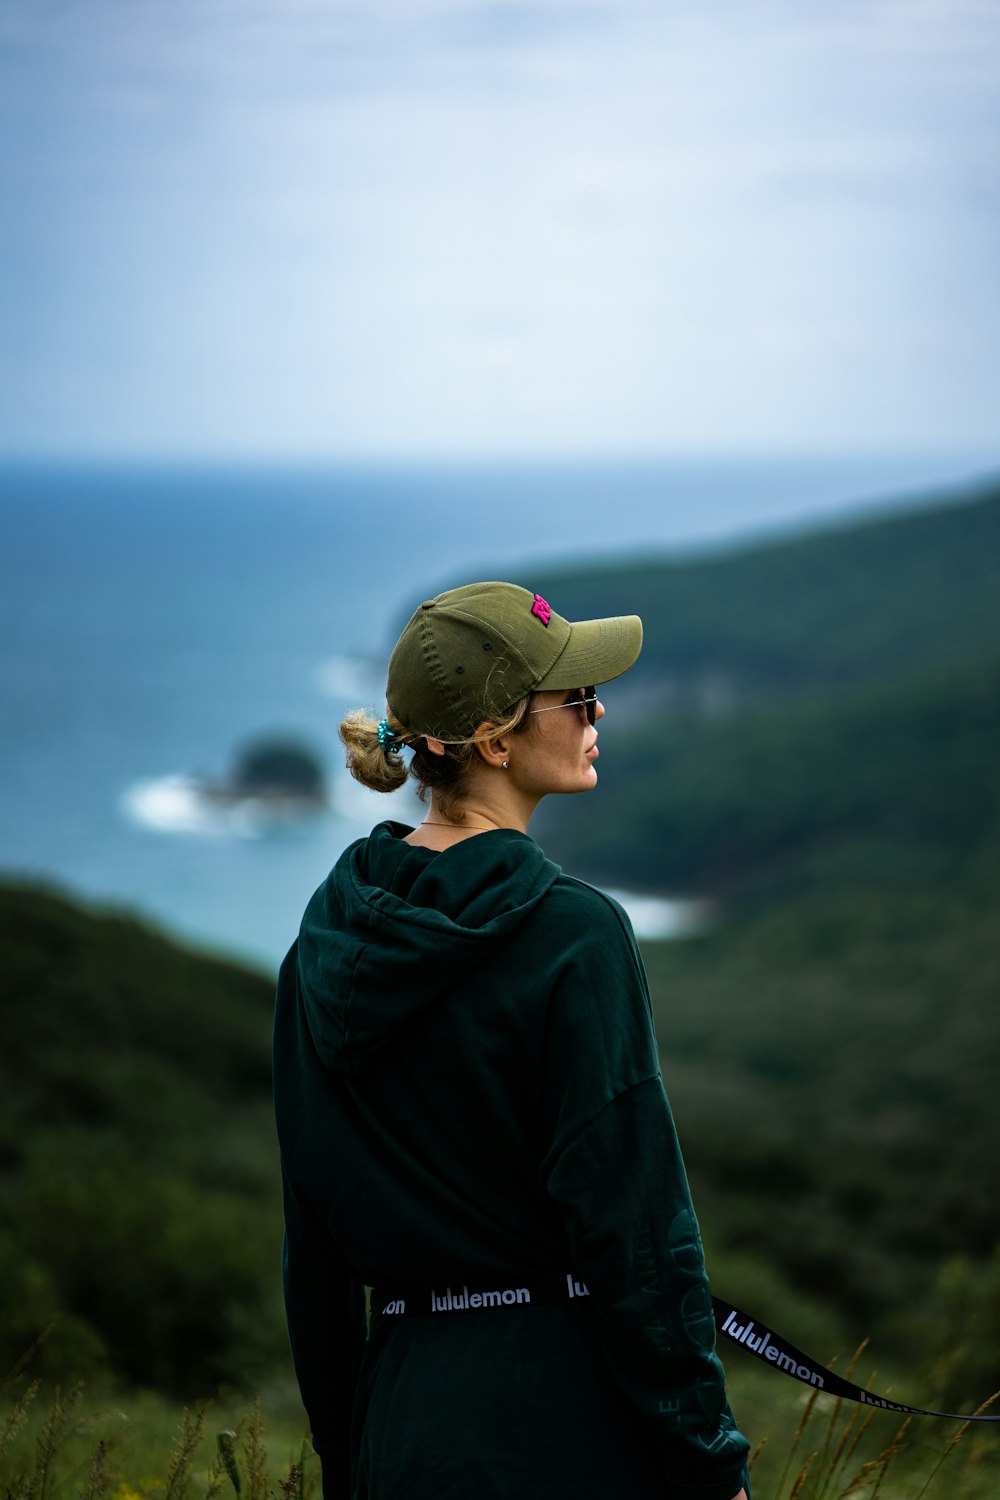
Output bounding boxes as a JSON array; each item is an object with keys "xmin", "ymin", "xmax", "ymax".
[{"xmin": 3, "ymin": 1360, "xmax": 997, "ymax": 1500}]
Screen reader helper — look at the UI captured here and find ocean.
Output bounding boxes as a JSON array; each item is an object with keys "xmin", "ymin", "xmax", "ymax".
[{"xmin": 1, "ymin": 451, "xmax": 992, "ymax": 973}]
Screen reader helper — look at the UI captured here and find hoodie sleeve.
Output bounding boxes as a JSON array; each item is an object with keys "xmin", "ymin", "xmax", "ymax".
[
  {"xmin": 281, "ymin": 1170, "xmax": 367, "ymax": 1500},
  {"xmin": 539, "ymin": 888, "xmax": 751, "ymax": 1500}
]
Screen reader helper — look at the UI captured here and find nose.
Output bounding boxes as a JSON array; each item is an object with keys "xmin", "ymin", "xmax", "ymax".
[{"xmin": 595, "ymin": 696, "xmax": 605, "ymax": 722}]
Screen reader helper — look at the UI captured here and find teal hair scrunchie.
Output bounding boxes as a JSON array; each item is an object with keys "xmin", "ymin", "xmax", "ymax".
[{"xmin": 377, "ymin": 717, "xmax": 401, "ymax": 753}]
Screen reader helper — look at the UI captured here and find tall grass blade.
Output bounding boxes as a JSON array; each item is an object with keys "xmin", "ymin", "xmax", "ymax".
[
  {"xmin": 841, "ymin": 1409, "xmax": 875, "ymax": 1476},
  {"xmin": 869, "ymin": 1417, "xmax": 909, "ymax": 1500},
  {"xmin": 912, "ymin": 1389, "xmax": 1000, "ymax": 1500},
  {"xmin": 277, "ymin": 1463, "xmax": 301, "ymax": 1500},
  {"xmin": 776, "ymin": 1388, "xmax": 820, "ymax": 1500},
  {"xmin": 813, "ymin": 1395, "xmax": 844, "ymax": 1499},
  {"xmin": 0, "ymin": 1378, "xmax": 41, "ymax": 1459},
  {"xmin": 1, "ymin": 1330, "xmax": 53, "ymax": 1394},
  {"xmin": 217, "ymin": 1429, "xmax": 241, "ymax": 1495},
  {"xmin": 788, "ymin": 1449, "xmax": 818, "ymax": 1500},
  {"xmin": 817, "ymin": 1408, "xmax": 860, "ymax": 1499},
  {"xmin": 834, "ymin": 1416, "xmax": 908, "ymax": 1500},
  {"xmin": 298, "ymin": 1437, "xmax": 318, "ymax": 1500},
  {"xmin": 203, "ymin": 1450, "xmax": 229, "ymax": 1500},
  {"xmin": 164, "ymin": 1402, "xmax": 209, "ymax": 1500},
  {"xmin": 80, "ymin": 1439, "xmax": 113, "ymax": 1500},
  {"xmin": 242, "ymin": 1400, "xmax": 269, "ymax": 1500},
  {"xmin": 31, "ymin": 1383, "xmax": 82, "ymax": 1500},
  {"xmin": 747, "ymin": 1435, "xmax": 768, "ymax": 1473}
]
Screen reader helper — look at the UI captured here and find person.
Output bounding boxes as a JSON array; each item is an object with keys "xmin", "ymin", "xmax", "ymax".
[{"xmin": 273, "ymin": 581, "xmax": 751, "ymax": 1500}]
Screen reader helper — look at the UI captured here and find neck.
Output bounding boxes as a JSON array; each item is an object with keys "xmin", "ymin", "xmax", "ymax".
[
  {"xmin": 407, "ymin": 758, "xmax": 546, "ymax": 841},
  {"xmin": 425, "ymin": 780, "xmax": 540, "ymax": 836},
  {"xmin": 422, "ymin": 816, "xmax": 499, "ymax": 831}
]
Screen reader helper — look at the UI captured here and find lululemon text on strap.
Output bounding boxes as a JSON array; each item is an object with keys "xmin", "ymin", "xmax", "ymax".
[
  {"xmin": 373, "ymin": 1272, "xmax": 591, "ymax": 1318},
  {"xmin": 370, "ymin": 1277, "xmax": 1000, "ymax": 1423},
  {"xmin": 712, "ymin": 1297, "xmax": 999, "ymax": 1423}
]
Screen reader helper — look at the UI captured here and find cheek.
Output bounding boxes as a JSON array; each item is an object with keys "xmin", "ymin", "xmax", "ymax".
[
  {"xmin": 520, "ymin": 715, "xmax": 587, "ymax": 779},
  {"xmin": 537, "ymin": 720, "xmax": 577, "ymax": 756}
]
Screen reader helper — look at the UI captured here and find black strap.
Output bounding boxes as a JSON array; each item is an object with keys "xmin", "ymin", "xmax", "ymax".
[
  {"xmin": 712, "ymin": 1297, "xmax": 1000, "ymax": 1422},
  {"xmin": 371, "ymin": 1277, "xmax": 999, "ymax": 1423}
]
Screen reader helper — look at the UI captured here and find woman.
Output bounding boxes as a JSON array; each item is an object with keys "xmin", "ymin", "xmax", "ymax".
[{"xmin": 273, "ymin": 581, "xmax": 751, "ymax": 1500}]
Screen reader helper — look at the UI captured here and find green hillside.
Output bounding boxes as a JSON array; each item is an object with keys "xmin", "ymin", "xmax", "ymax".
[
  {"xmin": 645, "ymin": 865, "xmax": 1000, "ymax": 1407},
  {"xmin": 0, "ymin": 882, "xmax": 288, "ymax": 1394},
  {"xmin": 533, "ymin": 479, "xmax": 1000, "ymax": 895},
  {"xmin": 4, "ymin": 868, "xmax": 995, "ymax": 1411},
  {"xmin": 528, "ymin": 475, "xmax": 1000, "ymax": 1410},
  {"xmin": 536, "ymin": 652, "xmax": 1000, "ymax": 894},
  {"xmin": 535, "ymin": 477, "xmax": 1000, "ymax": 695}
]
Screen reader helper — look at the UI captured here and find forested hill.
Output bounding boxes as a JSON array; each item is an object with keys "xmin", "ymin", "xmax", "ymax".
[
  {"xmin": 533, "ymin": 478, "xmax": 1000, "ymax": 1411},
  {"xmin": 0, "ymin": 882, "xmax": 287, "ymax": 1393},
  {"xmin": 536, "ymin": 476, "xmax": 1000, "ymax": 698},
  {"xmin": 531, "ymin": 477, "xmax": 1000, "ymax": 896}
]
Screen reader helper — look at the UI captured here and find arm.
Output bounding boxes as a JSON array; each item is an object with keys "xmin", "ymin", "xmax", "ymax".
[
  {"xmin": 540, "ymin": 890, "xmax": 752, "ymax": 1500},
  {"xmin": 281, "ymin": 1170, "xmax": 367, "ymax": 1500},
  {"xmin": 545, "ymin": 1078, "xmax": 751, "ymax": 1500}
]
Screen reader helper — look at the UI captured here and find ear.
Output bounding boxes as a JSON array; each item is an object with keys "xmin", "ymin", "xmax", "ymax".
[
  {"xmin": 472, "ymin": 721, "xmax": 509, "ymax": 771},
  {"xmin": 424, "ymin": 736, "xmax": 447, "ymax": 758}
]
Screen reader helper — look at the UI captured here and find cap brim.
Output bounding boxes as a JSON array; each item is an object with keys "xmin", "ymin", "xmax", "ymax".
[{"xmin": 534, "ymin": 614, "xmax": 643, "ymax": 690}]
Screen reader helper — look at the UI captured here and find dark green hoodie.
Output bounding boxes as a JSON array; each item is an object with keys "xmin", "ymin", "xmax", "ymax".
[{"xmin": 273, "ymin": 821, "xmax": 750, "ymax": 1500}]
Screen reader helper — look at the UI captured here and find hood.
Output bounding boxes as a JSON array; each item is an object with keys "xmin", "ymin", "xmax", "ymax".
[{"xmin": 294, "ymin": 820, "xmax": 561, "ymax": 1075}]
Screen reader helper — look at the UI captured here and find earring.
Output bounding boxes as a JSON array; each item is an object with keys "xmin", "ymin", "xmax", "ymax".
[{"xmin": 501, "ymin": 760, "xmax": 509, "ymax": 769}]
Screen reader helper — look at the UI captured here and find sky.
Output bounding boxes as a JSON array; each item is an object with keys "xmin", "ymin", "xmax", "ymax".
[{"xmin": 1, "ymin": 0, "xmax": 999, "ymax": 461}]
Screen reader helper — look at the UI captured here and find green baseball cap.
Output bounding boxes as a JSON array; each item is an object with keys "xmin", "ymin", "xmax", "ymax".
[{"xmin": 387, "ymin": 581, "xmax": 643, "ymax": 741}]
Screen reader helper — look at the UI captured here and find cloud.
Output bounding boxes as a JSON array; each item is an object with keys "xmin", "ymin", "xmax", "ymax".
[{"xmin": 0, "ymin": 0, "xmax": 998, "ymax": 456}]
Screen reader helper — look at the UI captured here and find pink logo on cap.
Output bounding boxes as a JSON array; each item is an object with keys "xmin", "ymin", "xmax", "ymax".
[{"xmin": 531, "ymin": 594, "xmax": 552, "ymax": 626}]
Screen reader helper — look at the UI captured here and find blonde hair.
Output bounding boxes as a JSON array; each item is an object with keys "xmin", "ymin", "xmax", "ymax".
[{"xmin": 339, "ymin": 696, "xmax": 533, "ymax": 822}]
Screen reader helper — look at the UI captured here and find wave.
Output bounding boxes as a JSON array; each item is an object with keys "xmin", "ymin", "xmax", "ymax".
[
  {"xmin": 603, "ymin": 888, "xmax": 711, "ymax": 941},
  {"xmin": 120, "ymin": 775, "xmax": 328, "ymax": 839}
]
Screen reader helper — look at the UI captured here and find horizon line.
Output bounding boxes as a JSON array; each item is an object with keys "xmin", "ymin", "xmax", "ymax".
[{"xmin": 1, "ymin": 444, "xmax": 998, "ymax": 471}]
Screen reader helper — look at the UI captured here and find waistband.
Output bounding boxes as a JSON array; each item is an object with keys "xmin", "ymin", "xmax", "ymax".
[
  {"xmin": 370, "ymin": 1276, "xmax": 1000, "ymax": 1424},
  {"xmin": 372, "ymin": 1272, "xmax": 591, "ymax": 1318}
]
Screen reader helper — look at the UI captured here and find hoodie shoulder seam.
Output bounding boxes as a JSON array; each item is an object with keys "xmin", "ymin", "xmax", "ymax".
[
  {"xmin": 547, "ymin": 874, "xmax": 642, "ymax": 957},
  {"xmin": 555, "ymin": 873, "xmax": 632, "ymax": 922},
  {"xmin": 542, "ymin": 1072, "xmax": 665, "ymax": 1175}
]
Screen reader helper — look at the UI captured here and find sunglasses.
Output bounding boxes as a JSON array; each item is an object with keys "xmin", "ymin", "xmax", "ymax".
[{"xmin": 529, "ymin": 687, "xmax": 598, "ymax": 727}]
